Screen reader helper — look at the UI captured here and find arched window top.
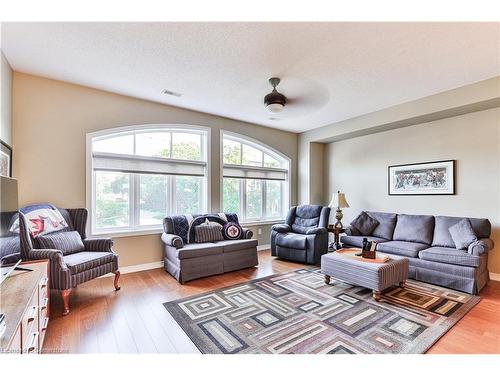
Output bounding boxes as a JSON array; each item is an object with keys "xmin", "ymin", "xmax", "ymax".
[
  {"xmin": 91, "ymin": 125, "xmax": 208, "ymax": 162},
  {"xmin": 222, "ymin": 132, "xmax": 289, "ymax": 169}
]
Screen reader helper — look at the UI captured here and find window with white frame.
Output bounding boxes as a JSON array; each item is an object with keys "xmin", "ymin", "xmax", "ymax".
[
  {"xmin": 88, "ymin": 126, "xmax": 209, "ymax": 235},
  {"xmin": 222, "ymin": 132, "xmax": 289, "ymax": 223}
]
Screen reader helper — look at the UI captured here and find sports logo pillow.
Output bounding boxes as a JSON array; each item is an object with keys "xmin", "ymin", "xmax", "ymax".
[{"xmin": 223, "ymin": 221, "xmax": 243, "ymax": 240}]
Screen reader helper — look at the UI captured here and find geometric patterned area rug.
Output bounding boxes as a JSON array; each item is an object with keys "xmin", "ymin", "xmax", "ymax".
[{"xmin": 163, "ymin": 268, "xmax": 480, "ymax": 354}]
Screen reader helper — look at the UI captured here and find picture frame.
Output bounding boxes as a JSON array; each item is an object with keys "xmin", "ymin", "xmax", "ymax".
[
  {"xmin": 388, "ymin": 160, "xmax": 455, "ymax": 196},
  {"xmin": 0, "ymin": 140, "xmax": 13, "ymax": 178}
]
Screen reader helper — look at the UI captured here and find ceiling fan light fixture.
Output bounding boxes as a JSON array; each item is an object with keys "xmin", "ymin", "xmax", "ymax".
[{"xmin": 264, "ymin": 77, "xmax": 286, "ymax": 113}]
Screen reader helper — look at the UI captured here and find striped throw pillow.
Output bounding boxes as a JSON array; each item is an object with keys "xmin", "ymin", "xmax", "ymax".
[
  {"xmin": 194, "ymin": 222, "xmax": 224, "ymax": 243},
  {"xmin": 37, "ymin": 230, "xmax": 85, "ymax": 255}
]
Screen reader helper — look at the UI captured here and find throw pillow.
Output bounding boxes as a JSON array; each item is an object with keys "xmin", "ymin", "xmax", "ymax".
[
  {"xmin": 223, "ymin": 221, "xmax": 243, "ymax": 240},
  {"xmin": 194, "ymin": 220, "xmax": 224, "ymax": 243},
  {"xmin": 449, "ymin": 219, "xmax": 478, "ymax": 250},
  {"xmin": 19, "ymin": 204, "xmax": 68, "ymax": 237},
  {"xmin": 350, "ymin": 211, "xmax": 379, "ymax": 236},
  {"xmin": 37, "ymin": 230, "xmax": 85, "ymax": 255}
]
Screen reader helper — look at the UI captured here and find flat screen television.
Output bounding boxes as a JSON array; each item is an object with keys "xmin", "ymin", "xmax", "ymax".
[{"xmin": 0, "ymin": 176, "xmax": 21, "ymax": 284}]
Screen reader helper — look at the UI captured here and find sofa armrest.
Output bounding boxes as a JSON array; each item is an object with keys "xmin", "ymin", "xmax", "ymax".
[
  {"xmin": 29, "ymin": 249, "xmax": 67, "ymax": 269},
  {"xmin": 161, "ymin": 233, "xmax": 184, "ymax": 249},
  {"xmin": 83, "ymin": 237, "xmax": 114, "ymax": 252},
  {"xmin": 272, "ymin": 224, "xmax": 291, "ymax": 233},
  {"xmin": 306, "ymin": 227, "xmax": 327, "ymax": 235},
  {"xmin": 241, "ymin": 228, "xmax": 253, "ymax": 239},
  {"xmin": 344, "ymin": 226, "xmax": 361, "ymax": 236},
  {"xmin": 468, "ymin": 238, "xmax": 494, "ymax": 256}
]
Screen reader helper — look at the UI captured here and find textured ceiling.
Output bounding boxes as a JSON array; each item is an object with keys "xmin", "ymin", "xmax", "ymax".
[{"xmin": 2, "ymin": 22, "xmax": 499, "ymax": 133}]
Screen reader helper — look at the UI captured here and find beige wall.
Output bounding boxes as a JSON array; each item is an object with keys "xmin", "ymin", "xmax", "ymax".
[
  {"xmin": 0, "ymin": 50, "xmax": 12, "ymax": 146},
  {"xmin": 324, "ymin": 108, "xmax": 500, "ymax": 273},
  {"xmin": 12, "ymin": 72, "xmax": 298, "ymax": 267}
]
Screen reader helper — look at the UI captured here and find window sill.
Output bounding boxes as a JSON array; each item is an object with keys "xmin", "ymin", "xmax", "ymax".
[
  {"xmin": 240, "ymin": 219, "xmax": 285, "ymax": 227},
  {"xmin": 90, "ymin": 228, "xmax": 163, "ymax": 239}
]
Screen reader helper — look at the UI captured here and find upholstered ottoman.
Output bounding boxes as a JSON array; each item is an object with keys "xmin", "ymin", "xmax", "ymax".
[{"xmin": 321, "ymin": 249, "xmax": 409, "ymax": 301}]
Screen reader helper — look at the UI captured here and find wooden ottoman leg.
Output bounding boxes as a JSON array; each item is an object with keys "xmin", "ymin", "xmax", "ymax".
[
  {"xmin": 61, "ymin": 289, "xmax": 71, "ymax": 316},
  {"xmin": 399, "ymin": 280, "xmax": 406, "ymax": 289},
  {"xmin": 373, "ymin": 290, "xmax": 381, "ymax": 301},
  {"xmin": 113, "ymin": 271, "xmax": 121, "ymax": 291},
  {"xmin": 324, "ymin": 275, "xmax": 331, "ymax": 285}
]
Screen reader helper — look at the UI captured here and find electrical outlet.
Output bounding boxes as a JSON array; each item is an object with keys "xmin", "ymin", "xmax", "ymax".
[{"xmin": 258, "ymin": 228, "xmax": 262, "ymax": 235}]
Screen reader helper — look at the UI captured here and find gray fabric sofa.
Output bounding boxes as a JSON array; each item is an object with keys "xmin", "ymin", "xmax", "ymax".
[
  {"xmin": 161, "ymin": 213, "xmax": 258, "ymax": 283},
  {"xmin": 271, "ymin": 205, "xmax": 331, "ymax": 264},
  {"xmin": 341, "ymin": 211, "xmax": 494, "ymax": 294}
]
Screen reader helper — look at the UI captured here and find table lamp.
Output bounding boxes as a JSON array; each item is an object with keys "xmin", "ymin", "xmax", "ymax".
[{"xmin": 328, "ymin": 191, "xmax": 349, "ymax": 229}]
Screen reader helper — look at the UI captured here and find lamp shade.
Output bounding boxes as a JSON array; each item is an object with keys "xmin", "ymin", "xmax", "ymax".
[{"xmin": 329, "ymin": 191, "xmax": 349, "ymax": 208}]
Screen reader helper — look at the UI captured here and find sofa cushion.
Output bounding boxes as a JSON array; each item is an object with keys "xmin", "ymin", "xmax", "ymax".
[
  {"xmin": 392, "ymin": 214, "xmax": 435, "ymax": 245},
  {"xmin": 366, "ymin": 212, "xmax": 397, "ymax": 240},
  {"xmin": 419, "ymin": 247, "xmax": 480, "ymax": 267},
  {"xmin": 276, "ymin": 232, "xmax": 307, "ymax": 250},
  {"xmin": 176, "ymin": 242, "xmax": 223, "ymax": 260},
  {"xmin": 220, "ymin": 239, "xmax": 258, "ymax": 253},
  {"xmin": 432, "ymin": 216, "xmax": 490, "ymax": 248},
  {"xmin": 37, "ymin": 230, "xmax": 85, "ymax": 255},
  {"xmin": 377, "ymin": 241, "xmax": 429, "ymax": 258},
  {"xmin": 449, "ymin": 219, "xmax": 477, "ymax": 250},
  {"xmin": 194, "ymin": 221, "xmax": 224, "ymax": 243},
  {"xmin": 350, "ymin": 211, "xmax": 379, "ymax": 236},
  {"xmin": 340, "ymin": 235, "xmax": 388, "ymax": 248},
  {"xmin": 223, "ymin": 221, "xmax": 243, "ymax": 240},
  {"xmin": 63, "ymin": 251, "xmax": 116, "ymax": 274}
]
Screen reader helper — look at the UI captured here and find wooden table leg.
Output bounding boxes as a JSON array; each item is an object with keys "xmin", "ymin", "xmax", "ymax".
[
  {"xmin": 373, "ymin": 290, "xmax": 381, "ymax": 301},
  {"xmin": 324, "ymin": 275, "xmax": 331, "ymax": 285},
  {"xmin": 399, "ymin": 280, "xmax": 406, "ymax": 288}
]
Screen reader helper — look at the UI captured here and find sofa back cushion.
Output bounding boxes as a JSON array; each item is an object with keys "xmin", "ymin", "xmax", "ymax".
[
  {"xmin": 393, "ymin": 214, "xmax": 435, "ymax": 245},
  {"xmin": 432, "ymin": 216, "xmax": 491, "ymax": 248},
  {"xmin": 291, "ymin": 205, "xmax": 322, "ymax": 234},
  {"xmin": 366, "ymin": 211, "xmax": 397, "ymax": 240}
]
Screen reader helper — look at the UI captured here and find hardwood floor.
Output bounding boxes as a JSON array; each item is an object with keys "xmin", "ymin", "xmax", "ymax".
[{"xmin": 43, "ymin": 250, "xmax": 500, "ymax": 354}]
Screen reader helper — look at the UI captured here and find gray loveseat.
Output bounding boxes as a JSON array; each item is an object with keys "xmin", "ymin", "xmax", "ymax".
[
  {"xmin": 341, "ymin": 211, "xmax": 494, "ymax": 294},
  {"xmin": 161, "ymin": 213, "xmax": 258, "ymax": 283},
  {"xmin": 271, "ymin": 205, "xmax": 331, "ymax": 264}
]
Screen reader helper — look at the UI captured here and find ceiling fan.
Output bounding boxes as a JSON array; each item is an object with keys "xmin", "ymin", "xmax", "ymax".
[{"xmin": 264, "ymin": 77, "xmax": 287, "ymax": 113}]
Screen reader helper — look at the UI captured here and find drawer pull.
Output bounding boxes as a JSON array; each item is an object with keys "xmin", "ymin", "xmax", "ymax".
[
  {"xmin": 27, "ymin": 306, "xmax": 37, "ymax": 323},
  {"xmin": 40, "ymin": 277, "xmax": 48, "ymax": 289},
  {"xmin": 27, "ymin": 332, "xmax": 39, "ymax": 353},
  {"xmin": 40, "ymin": 297, "xmax": 49, "ymax": 310},
  {"xmin": 42, "ymin": 317, "xmax": 49, "ymax": 331}
]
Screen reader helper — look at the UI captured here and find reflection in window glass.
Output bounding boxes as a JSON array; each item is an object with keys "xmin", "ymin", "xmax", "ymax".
[
  {"xmin": 93, "ymin": 135, "xmax": 134, "ymax": 155},
  {"xmin": 242, "ymin": 144, "xmax": 263, "ymax": 167},
  {"xmin": 223, "ymin": 139, "xmax": 241, "ymax": 165},
  {"xmin": 246, "ymin": 179, "xmax": 262, "ymax": 218},
  {"xmin": 175, "ymin": 176, "xmax": 202, "ymax": 214},
  {"xmin": 95, "ymin": 171, "xmax": 130, "ymax": 228},
  {"xmin": 264, "ymin": 154, "xmax": 281, "ymax": 168},
  {"xmin": 136, "ymin": 132, "xmax": 171, "ymax": 158},
  {"xmin": 223, "ymin": 178, "xmax": 240, "ymax": 215},
  {"xmin": 139, "ymin": 174, "xmax": 168, "ymax": 225},
  {"xmin": 172, "ymin": 132, "xmax": 201, "ymax": 160},
  {"xmin": 266, "ymin": 180, "xmax": 282, "ymax": 218}
]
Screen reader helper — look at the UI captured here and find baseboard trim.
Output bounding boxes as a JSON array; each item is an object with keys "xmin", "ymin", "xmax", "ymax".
[
  {"xmin": 257, "ymin": 244, "xmax": 270, "ymax": 251},
  {"xmin": 490, "ymin": 272, "xmax": 500, "ymax": 281},
  {"xmin": 100, "ymin": 261, "xmax": 164, "ymax": 277}
]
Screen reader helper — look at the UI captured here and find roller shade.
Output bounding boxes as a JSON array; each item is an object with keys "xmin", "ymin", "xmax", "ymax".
[
  {"xmin": 223, "ymin": 164, "xmax": 287, "ymax": 181},
  {"xmin": 93, "ymin": 152, "xmax": 206, "ymax": 177}
]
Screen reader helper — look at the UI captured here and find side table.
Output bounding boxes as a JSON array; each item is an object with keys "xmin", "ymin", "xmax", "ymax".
[{"xmin": 327, "ymin": 225, "xmax": 345, "ymax": 251}]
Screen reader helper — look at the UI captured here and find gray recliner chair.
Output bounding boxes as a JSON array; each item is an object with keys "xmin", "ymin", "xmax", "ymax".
[{"xmin": 271, "ymin": 205, "xmax": 331, "ymax": 264}]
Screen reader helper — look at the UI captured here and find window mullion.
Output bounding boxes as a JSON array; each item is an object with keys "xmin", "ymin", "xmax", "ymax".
[
  {"xmin": 241, "ymin": 179, "xmax": 246, "ymax": 221},
  {"xmin": 261, "ymin": 180, "xmax": 266, "ymax": 220}
]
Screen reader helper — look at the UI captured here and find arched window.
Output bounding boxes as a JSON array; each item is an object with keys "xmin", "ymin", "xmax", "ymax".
[
  {"xmin": 222, "ymin": 131, "xmax": 290, "ymax": 223},
  {"xmin": 87, "ymin": 125, "xmax": 209, "ymax": 235}
]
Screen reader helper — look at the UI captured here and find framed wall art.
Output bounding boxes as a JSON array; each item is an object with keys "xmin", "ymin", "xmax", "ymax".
[{"xmin": 388, "ymin": 160, "xmax": 455, "ymax": 195}]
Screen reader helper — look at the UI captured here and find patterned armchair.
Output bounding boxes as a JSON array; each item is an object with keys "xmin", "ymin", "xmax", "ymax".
[
  {"xmin": 19, "ymin": 207, "xmax": 120, "ymax": 315},
  {"xmin": 271, "ymin": 205, "xmax": 331, "ymax": 264}
]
